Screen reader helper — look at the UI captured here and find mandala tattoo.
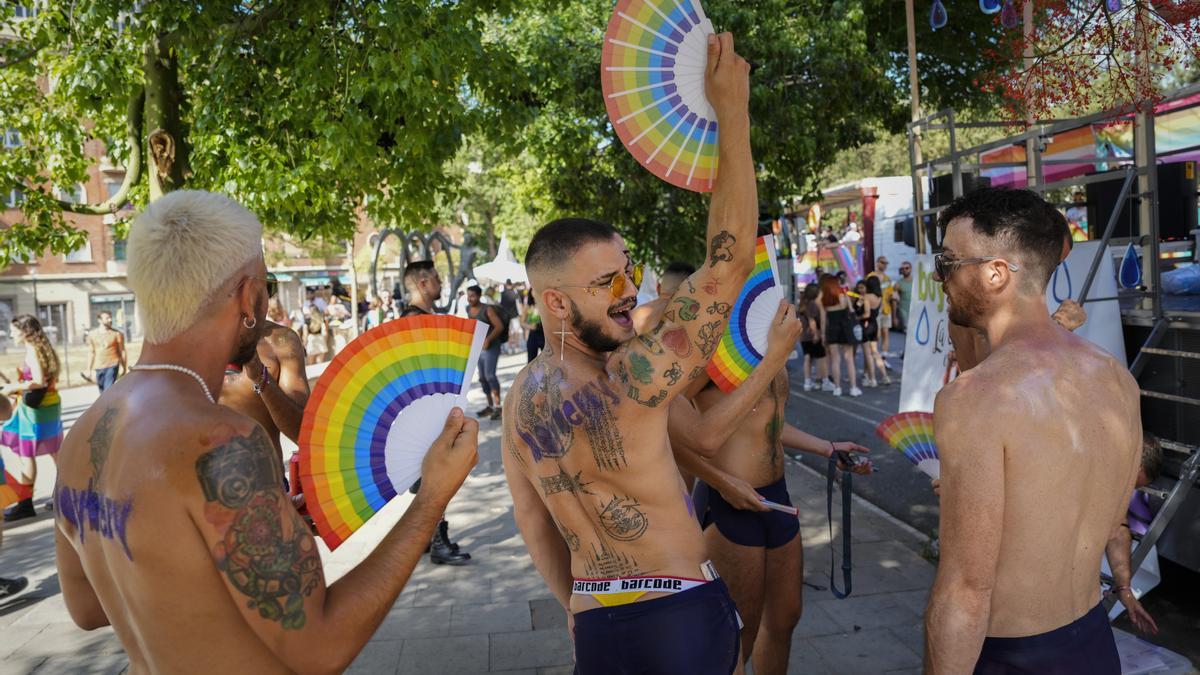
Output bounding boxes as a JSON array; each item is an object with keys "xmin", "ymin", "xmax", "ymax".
[
  {"xmin": 88, "ymin": 408, "xmax": 118, "ymax": 477},
  {"xmin": 597, "ymin": 494, "xmax": 649, "ymax": 541},
  {"xmin": 197, "ymin": 428, "xmax": 321, "ymax": 630},
  {"xmin": 709, "ymin": 230, "xmax": 736, "ymax": 267},
  {"xmin": 539, "ymin": 468, "xmax": 594, "ymax": 497}
]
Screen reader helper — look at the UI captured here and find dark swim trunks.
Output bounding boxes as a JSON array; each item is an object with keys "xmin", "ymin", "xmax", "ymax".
[
  {"xmin": 694, "ymin": 475, "xmax": 800, "ymax": 549},
  {"xmin": 974, "ymin": 602, "xmax": 1119, "ymax": 675},
  {"xmin": 573, "ymin": 578, "xmax": 740, "ymax": 675}
]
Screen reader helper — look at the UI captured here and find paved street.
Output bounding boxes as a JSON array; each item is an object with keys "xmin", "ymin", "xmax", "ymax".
[{"xmin": 0, "ymin": 349, "xmax": 1194, "ymax": 673}]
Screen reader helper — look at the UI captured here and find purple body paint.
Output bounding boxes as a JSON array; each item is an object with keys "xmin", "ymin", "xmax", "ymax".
[{"xmin": 56, "ymin": 478, "xmax": 135, "ymax": 560}]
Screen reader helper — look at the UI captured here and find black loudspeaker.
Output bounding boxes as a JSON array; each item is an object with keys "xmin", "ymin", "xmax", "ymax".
[
  {"xmin": 1086, "ymin": 162, "xmax": 1198, "ymax": 241},
  {"xmin": 930, "ymin": 173, "xmax": 992, "ymax": 208},
  {"xmin": 929, "ymin": 173, "xmax": 992, "ymax": 250}
]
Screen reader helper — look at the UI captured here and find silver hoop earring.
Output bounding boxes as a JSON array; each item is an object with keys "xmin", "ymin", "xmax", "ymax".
[{"xmin": 243, "ymin": 316, "xmax": 257, "ymax": 329}]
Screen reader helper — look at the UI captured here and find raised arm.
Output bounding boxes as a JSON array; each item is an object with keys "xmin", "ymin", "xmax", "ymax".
[
  {"xmin": 254, "ymin": 327, "xmax": 310, "ymax": 444},
  {"xmin": 190, "ymin": 410, "xmax": 477, "ymax": 675},
  {"xmin": 925, "ymin": 383, "xmax": 1004, "ymax": 674},
  {"xmin": 615, "ymin": 33, "xmax": 756, "ymax": 406}
]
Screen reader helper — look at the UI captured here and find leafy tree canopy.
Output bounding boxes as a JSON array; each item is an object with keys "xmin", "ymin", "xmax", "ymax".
[{"xmin": 0, "ymin": 0, "xmax": 530, "ymax": 261}]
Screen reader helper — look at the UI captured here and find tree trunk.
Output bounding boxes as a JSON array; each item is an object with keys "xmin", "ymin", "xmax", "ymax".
[{"xmin": 144, "ymin": 34, "xmax": 190, "ymax": 200}]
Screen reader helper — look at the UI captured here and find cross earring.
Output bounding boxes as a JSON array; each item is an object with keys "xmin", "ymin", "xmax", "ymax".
[{"xmin": 554, "ymin": 318, "xmax": 572, "ymax": 361}]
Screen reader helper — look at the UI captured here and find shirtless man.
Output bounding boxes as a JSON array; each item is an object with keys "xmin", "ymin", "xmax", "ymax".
[
  {"xmin": 666, "ymin": 304, "xmax": 871, "ymax": 675},
  {"xmin": 87, "ymin": 311, "xmax": 127, "ymax": 392},
  {"xmin": 630, "ymin": 261, "xmax": 697, "ymax": 334},
  {"xmin": 53, "ymin": 190, "xmax": 478, "ymax": 674},
  {"xmin": 924, "ymin": 188, "xmax": 1141, "ymax": 673},
  {"xmin": 502, "ymin": 33, "xmax": 755, "ymax": 674},
  {"xmin": 218, "ymin": 308, "xmax": 309, "ymax": 454}
]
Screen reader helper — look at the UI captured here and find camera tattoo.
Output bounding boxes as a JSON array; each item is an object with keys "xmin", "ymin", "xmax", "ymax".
[{"xmin": 197, "ymin": 427, "xmax": 322, "ymax": 630}]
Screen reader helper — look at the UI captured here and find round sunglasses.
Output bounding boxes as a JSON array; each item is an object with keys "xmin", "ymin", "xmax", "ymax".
[{"xmin": 557, "ymin": 264, "xmax": 645, "ymax": 299}]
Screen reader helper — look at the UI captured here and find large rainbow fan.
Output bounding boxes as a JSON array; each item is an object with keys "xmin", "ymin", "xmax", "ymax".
[
  {"xmin": 602, "ymin": 0, "xmax": 718, "ymax": 192},
  {"xmin": 875, "ymin": 412, "xmax": 940, "ymax": 479},
  {"xmin": 299, "ymin": 314, "xmax": 487, "ymax": 549},
  {"xmin": 707, "ymin": 235, "xmax": 784, "ymax": 392}
]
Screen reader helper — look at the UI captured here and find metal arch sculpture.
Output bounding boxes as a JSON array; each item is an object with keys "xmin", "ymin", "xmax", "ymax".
[{"xmin": 369, "ymin": 228, "xmax": 480, "ymax": 314}]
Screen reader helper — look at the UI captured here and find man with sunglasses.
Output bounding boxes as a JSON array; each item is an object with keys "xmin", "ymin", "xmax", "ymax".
[
  {"xmin": 502, "ymin": 33, "xmax": 757, "ymax": 675},
  {"xmin": 924, "ymin": 188, "xmax": 1140, "ymax": 675}
]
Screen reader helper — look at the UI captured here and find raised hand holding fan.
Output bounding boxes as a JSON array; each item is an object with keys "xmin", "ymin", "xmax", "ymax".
[
  {"xmin": 602, "ymin": 0, "xmax": 719, "ymax": 192},
  {"xmin": 299, "ymin": 314, "xmax": 487, "ymax": 549},
  {"xmin": 707, "ymin": 235, "xmax": 784, "ymax": 392}
]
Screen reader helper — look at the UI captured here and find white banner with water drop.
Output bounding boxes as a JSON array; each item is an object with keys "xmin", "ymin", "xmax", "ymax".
[{"xmin": 898, "ymin": 241, "xmax": 1126, "ymax": 413}]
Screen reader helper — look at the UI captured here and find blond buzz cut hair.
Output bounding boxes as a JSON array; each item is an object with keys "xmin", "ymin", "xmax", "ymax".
[{"xmin": 127, "ymin": 190, "xmax": 264, "ymax": 344}]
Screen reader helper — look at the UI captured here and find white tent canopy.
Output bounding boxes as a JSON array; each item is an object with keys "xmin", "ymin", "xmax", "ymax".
[{"xmin": 473, "ymin": 235, "xmax": 528, "ymax": 284}]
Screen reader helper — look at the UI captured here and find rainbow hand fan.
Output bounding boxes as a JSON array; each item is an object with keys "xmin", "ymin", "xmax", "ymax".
[
  {"xmin": 602, "ymin": 0, "xmax": 718, "ymax": 192},
  {"xmin": 707, "ymin": 235, "xmax": 784, "ymax": 392},
  {"xmin": 875, "ymin": 412, "xmax": 940, "ymax": 479},
  {"xmin": 299, "ymin": 314, "xmax": 487, "ymax": 549}
]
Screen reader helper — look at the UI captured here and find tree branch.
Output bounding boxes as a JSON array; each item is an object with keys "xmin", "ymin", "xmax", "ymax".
[{"xmin": 56, "ymin": 85, "xmax": 145, "ymax": 215}]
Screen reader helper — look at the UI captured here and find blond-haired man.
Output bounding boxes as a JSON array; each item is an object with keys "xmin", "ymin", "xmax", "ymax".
[{"xmin": 54, "ymin": 190, "xmax": 479, "ymax": 674}]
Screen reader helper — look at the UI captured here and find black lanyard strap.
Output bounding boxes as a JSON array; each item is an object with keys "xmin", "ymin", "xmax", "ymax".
[{"xmin": 827, "ymin": 455, "xmax": 853, "ymax": 598}]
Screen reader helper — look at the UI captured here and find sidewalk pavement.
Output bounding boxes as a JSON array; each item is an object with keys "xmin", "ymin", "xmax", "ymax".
[{"xmin": 0, "ymin": 353, "xmax": 937, "ymax": 674}]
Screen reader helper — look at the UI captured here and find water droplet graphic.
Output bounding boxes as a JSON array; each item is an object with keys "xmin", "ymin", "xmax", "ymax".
[
  {"xmin": 1051, "ymin": 263, "xmax": 1073, "ymax": 304},
  {"xmin": 930, "ymin": 0, "xmax": 948, "ymax": 30},
  {"xmin": 979, "ymin": 0, "xmax": 1002, "ymax": 14},
  {"xmin": 1001, "ymin": 0, "xmax": 1020, "ymax": 28},
  {"xmin": 915, "ymin": 307, "xmax": 931, "ymax": 346},
  {"xmin": 1119, "ymin": 243, "xmax": 1142, "ymax": 289}
]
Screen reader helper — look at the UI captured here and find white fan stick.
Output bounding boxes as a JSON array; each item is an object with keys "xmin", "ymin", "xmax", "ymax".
[
  {"xmin": 645, "ymin": 0, "xmax": 690, "ymax": 37},
  {"xmin": 618, "ymin": 11, "xmax": 684, "ymax": 47},
  {"xmin": 607, "ymin": 79, "xmax": 674, "ymax": 100},
  {"xmin": 607, "ymin": 38, "xmax": 678, "ymax": 60},
  {"xmin": 645, "ymin": 104, "xmax": 693, "ymax": 163},
  {"xmin": 666, "ymin": 114, "xmax": 701, "ymax": 176},
  {"xmin": 618, "ymin": 90, "xmax": 684, "ymax": 125}
]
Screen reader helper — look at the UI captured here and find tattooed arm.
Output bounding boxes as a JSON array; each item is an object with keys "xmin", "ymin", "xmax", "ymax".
[
  {"xmin": 55, "ymin": 526, "xmax": 110, "ymax": 630},
  {"xmin": 189, "ymin": 410, "xmax": 477, "ymax": 674},
  {"xmin": 615, "ymin": 33, "xmax": 756, "ymax": 407}
]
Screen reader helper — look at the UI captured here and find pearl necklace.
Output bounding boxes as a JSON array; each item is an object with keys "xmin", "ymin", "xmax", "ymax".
[{"xmin": 130, "ymin": 364, "xmax": 216, "ymax": 404}]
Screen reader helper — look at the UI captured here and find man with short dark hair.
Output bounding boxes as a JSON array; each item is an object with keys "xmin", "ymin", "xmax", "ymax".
[
  {"xmin": 630, "ymin": 261, "xmax": 698, "ymax": 334},
  {"xmin": 503, "ymin": 33, "xmax": 757, "ymax": 674},
  {"xmin": 895, "ymin": 261, "xmax": 913, "ymax": 333},
  {"xmin": 925, "ymin": 188, "xmax": 1141, "ymax": 674},
  {"xmin": 400, "ymin": 260, "xmax": 471, "ymax": 566},
  {"xmin": 87, "ymin": 311, "xmax": 126, "ymax": 392},
  {"xmin": 465, "ymin": 284, "xmax": 506, "ymax": 420}
]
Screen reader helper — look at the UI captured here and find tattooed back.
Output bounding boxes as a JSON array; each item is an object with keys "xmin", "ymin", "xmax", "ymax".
[{"xmin": 54, "ymin": 376, "xmax": 307, "ymax": 674}]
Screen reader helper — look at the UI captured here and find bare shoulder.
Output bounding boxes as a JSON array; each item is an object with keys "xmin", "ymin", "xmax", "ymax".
[
  {"xmin": 181, "ymin": 408, "xmax": 281, "ymax": 502},
  {"xmin": 264, "ymin": 322, "xmax": 304, "ymax": 354}
]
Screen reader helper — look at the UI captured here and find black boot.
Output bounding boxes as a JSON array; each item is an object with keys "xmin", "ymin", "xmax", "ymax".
[
  {"xmin": 429, "ymin": 519, "xmax": 470, "ymax": 565},
  {"xmin": 3, "ymin": 498, "xmax": 35, "ymax": 523},
  {"xmin": 0, "ymin": 576, "xmax": 28, "ymax": 599}
]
